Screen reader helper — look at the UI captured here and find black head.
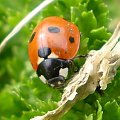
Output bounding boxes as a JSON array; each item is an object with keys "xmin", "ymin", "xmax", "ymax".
[{"xmin": 37, "ymin": 58, "xmax": 71, "ymax": 88}]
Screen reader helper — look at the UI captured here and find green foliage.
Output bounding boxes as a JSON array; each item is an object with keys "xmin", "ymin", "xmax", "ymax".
[
  {"xmin": 0, "ymin": 0, "xmax": 120, "ymax": 120},
  {"xmin": 103, "ymin": 100, "xmax": 120, "ymax": 120}
]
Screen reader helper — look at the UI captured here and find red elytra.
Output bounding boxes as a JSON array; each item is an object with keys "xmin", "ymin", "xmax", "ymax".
[{"xmin": 28, "ymin": 16, "xmax": 80, "ymax": 71}]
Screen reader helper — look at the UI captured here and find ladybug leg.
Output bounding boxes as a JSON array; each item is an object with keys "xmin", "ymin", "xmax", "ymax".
[
  {"xmin": 69, "ymin": 54, "xmax": 88, "ymax": 73},
  {"xmin": 74, "ymin": 54, "xmax": 88, "ymax": 59},
  {"xmin": 48, "ymin": 75, "xmax": 66, "ymax": 88}
]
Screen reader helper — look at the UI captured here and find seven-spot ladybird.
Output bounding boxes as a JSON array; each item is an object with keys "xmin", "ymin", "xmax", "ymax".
[{"xmin": 28, "ymin": 16, "xmax": 80, "ymax": 88}]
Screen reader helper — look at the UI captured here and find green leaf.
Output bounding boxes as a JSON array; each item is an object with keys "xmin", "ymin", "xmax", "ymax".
[
  {"xmin": 87, "ymin": 0, "xmax": 109, "ymax": 26},
  {"xmin": 103, "ymin": 100, "xmax": 120, "ymax": 120},
  {"xmin": 85, "ymin": 114, "xmax": 93, "ymax": 120},
  {"xmin": 96, "ymin": 100, "xmax": 103, "ymax": 120},
  {"xmin": 90, "ymin": 26, "xmax": 111, "ymax": 40},
  {"xmin": 78, "ymin": 10, "xmax": 97, "ymax": 37}
]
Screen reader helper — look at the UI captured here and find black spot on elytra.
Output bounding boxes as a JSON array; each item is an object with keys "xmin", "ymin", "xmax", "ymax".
[
  {"xmin": 48, "ymin": 26, "xmax": 60, "ymax": 33},
  {"xmin": 29, "ymin": 32, "xmax": 36, "ymax": 43},
  {"xmin": 38, "ymin": 47, "xmax": 51, "ymax": 59},
  {"xmin": 69, "ymin": 36, "xmax": 74, "ymax": 43}
]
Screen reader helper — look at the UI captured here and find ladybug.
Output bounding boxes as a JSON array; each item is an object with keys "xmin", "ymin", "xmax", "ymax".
[{"xmin": 28, "ymin": 16, "xmax": 80, "ymax": 88}]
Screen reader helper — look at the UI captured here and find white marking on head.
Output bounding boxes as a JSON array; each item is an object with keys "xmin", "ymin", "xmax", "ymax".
[
  {"xmin": 50, "ymin": 84, "xmax": 55, "ymax": 87},
  {"xmin": 48, "ymin": 53, "xmax": 58, "ymax": 58},
  {"xmin": 58, "ymin": 81, "xmax": 62, "ymax": 85},
  {"xmin": 39, "ymin": 75, "xmax": 47, "ymax": 84},
  {"xmin": 37, "ymin": 57, "xmax": 44, "ymax": 65},
  {"xmin": 59, "ymin": 68, "xmax": 68, "ymax": 78}
]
